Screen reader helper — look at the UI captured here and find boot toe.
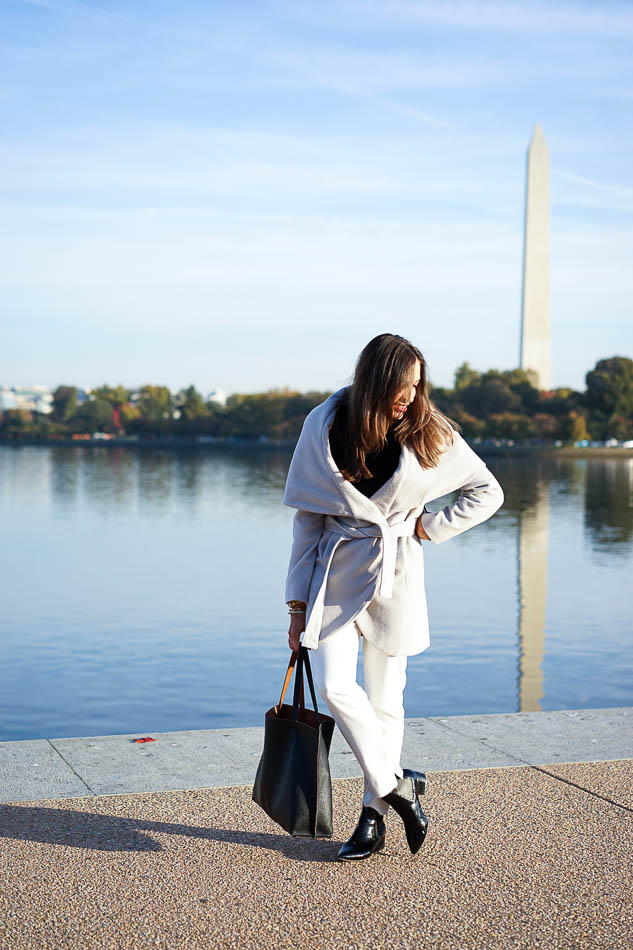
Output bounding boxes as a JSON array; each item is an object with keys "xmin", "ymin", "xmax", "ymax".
[
  {"xmin": 382, "ymin": 775, "xmax": 429, "ymax": 855},
  {"xmin": 337, "ymin": 836, "xmax": 385, "ymax": 861},
  {"xmin": 336, "ymin": 806, "xmax": 386, "ymax": 862}
]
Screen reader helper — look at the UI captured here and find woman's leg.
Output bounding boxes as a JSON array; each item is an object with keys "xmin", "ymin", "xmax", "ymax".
[
  {"xmin": 362, "ymin": 636, "xmax": 408, "ymax": 814},
  {"xmin": 311, "ymin": 622, "xmax": 399, "ymax": 807}
]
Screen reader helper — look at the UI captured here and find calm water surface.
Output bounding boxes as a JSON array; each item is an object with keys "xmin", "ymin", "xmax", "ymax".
[{"xmin": 0, "ymin": 445, "xmax": 631, "ymax": 741}]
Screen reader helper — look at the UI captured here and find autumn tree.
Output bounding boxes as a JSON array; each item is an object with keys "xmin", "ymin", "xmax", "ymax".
[
  {"xmin": 585, "ymin": 357, "xmax": 633, "ymax": 416},
  {"xmin": 175, "ymin": 386, "xmax": 207, "ymax": 420},
  {"xmin": 135, "ymin": 385, "xmax": 174, "ymax": 420},
  {"xmin": 73, "ymin": 397, "xmax": 113, "ymax": 434},
  {"xmin": 585, "ymin": 357, "xmax": 633, "ymax": 439},
  {"xmin": 52, "ymin": 386, "xmax": 79, "ymax": 422},
  {"xmin": 454, "ymin": 362, "xmax": 480, "ymax": 391},
  {"xmin": 91, "ymin": 384, "xmax": 132, "ymax": 407}
]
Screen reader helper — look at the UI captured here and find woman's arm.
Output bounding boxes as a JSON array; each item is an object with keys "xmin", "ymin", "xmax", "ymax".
[
  {"xmin": 285, "ymin": 509, "xmax": 325, "ymax": 650},
  {"xmin": 285, "ymin": 509, "xmax": 325, "ymax": 604},
  {"xmin": 419, "ymin": 467, "xmax": 504, "ymax": 543}
]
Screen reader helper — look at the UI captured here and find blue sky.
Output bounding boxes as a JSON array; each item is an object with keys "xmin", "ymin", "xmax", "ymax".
[{"xmin": 2, "ymin": 0, "xmax": 632, "ymax": 394}]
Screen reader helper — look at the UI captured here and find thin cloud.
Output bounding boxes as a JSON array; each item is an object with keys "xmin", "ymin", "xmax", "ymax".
[
  {"xmin": 553, "ymin": 169, "xmax": 633, "ymax": 196},
  {"xmin": 19, "ymin": 0, "xmax": 449, "ymax": 127},
  {"xmin": 21, "ymin": 0, "xmax": 139, "ymax": 26},
  {"xmin": 350, "ymin": 0, "xmax": 633, "ymax": 38},
  {"xmin": 2, "ymin": 125, "xmax": 522, "ymax": 209},
  {"xmin": 253, "ymin": 45, "xmax": 452, "ymax": 128}
]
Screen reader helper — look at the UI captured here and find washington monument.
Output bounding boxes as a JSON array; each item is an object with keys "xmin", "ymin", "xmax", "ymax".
[{"xmin": 520, "ymin": 124, "xmax": 551, "ymax": 390}]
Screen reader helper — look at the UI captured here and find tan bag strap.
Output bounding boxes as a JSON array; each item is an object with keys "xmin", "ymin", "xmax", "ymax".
[
  {"xmin": 278, "ymin": 650, "xmax": 297, "ymax": 708},
  {"xmin": 277, "ymin": 650, "xmax": 305, "ymax": 711}
]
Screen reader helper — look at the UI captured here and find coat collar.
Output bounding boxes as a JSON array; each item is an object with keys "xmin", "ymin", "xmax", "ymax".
[
  {"xmin": 283, "ymin": 387, "xmax": 420, "ymax": 524},
  {"xmin": 319, "ymin": 389, "xmax": 411, "ymax": 524}
]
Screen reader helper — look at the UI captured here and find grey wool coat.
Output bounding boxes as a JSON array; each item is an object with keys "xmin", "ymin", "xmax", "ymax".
[{"xmin": 283, "ymin": 388, "xmax": 504, "ymax": 657}]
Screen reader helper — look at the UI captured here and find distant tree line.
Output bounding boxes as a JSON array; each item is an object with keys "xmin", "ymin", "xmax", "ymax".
[
  {"xmin": 432, "ymin": 356, "xmax": 633, "ymax": 442},
  {"xmin": 1, "ymin": 356, "xmax": 632, "ymax": 443},
  {"xmin": 0, "ymin": 384, "xmax": 332, "ymax": 443}
]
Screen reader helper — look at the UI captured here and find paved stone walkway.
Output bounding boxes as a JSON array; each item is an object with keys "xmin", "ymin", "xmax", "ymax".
[
  {"xmin": 2, "ymin": 707, "xmax": 631, "ymax": 802},
  {"xmin": 1, "ymin": 759, "xmax": 631, "ymax": 949}
]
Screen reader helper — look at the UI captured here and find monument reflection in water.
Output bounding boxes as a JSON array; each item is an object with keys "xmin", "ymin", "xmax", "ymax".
[
  {"xmin": 517, "ymin": 475, "xmax": 549, "ymax": 712},
  {"xmin": 513, "ymin": 455, "xmax": 633, "ymax": 713}
]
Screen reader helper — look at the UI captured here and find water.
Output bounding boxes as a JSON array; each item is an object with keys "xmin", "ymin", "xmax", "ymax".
[{"xmin": 0, "ymin": 445, "xmax": 631, "ymax": 741}]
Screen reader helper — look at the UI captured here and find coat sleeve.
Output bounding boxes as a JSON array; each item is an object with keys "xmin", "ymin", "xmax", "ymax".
[
  {"xmin": 284, "ymin": 509, "xmax": 325, "ymax": 602},
  {"xmin": 419, "ymin": 438, "xmax": 504, "ymax": 544}
]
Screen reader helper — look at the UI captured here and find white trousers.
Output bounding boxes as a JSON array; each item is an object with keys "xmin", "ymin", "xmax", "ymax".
[{"xmin": 310, "ymin": 620, "xmax": 407, "ymax": 816}]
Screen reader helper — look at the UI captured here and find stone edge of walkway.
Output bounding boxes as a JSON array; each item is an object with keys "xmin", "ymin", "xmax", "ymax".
[{"xmin": 1, "ymin": 706, "xmax": 631, "ymax": 804}]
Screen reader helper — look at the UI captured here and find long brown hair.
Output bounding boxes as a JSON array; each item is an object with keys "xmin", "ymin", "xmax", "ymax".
[{"xmin": 336, "ymin": 333, "xmax": 457, "ymax": 480}]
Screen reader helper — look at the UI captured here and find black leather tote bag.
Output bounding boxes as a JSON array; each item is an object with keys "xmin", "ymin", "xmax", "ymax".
[{"xmin": 252, "ymin": 646, "xmax": 335, "ymax": 838}]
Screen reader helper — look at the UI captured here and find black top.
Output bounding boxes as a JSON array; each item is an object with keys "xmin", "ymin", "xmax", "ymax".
[{"xmin": 329, "ymin": 400, "xmax": 401, "ymax": 498}]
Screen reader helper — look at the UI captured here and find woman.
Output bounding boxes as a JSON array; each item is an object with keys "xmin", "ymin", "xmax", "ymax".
[{"xmin": 283, "ymin": 334, "xmax": 504, "ymax": 861}]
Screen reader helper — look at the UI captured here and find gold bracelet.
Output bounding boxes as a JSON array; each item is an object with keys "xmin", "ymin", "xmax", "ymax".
[{"xmin": 287, "ymin": 600, "xmax": 306, "ymax": 609}]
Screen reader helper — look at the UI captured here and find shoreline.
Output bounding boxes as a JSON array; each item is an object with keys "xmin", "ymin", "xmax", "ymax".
[
  {"xmin": 1, "ymin": 437, "xmax": 633, "ymax": 458},
  {"xmin": 2, "ymin": 706, "xmax": 631, "ymax": 803}
]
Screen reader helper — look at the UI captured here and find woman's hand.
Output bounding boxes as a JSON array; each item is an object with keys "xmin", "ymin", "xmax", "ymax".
[
  {"xmin": 288, "ymin": 611, "xmax": 305, "ymax": 652},
  {"xmin": 416, "ymin": 513, "xmax": 431, "ymax": 541}
]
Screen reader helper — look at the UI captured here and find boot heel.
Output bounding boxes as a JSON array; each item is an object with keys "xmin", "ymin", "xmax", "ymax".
[{"xmin": 403, "ymin": 768, "xmax": 428, "ymax": 797}]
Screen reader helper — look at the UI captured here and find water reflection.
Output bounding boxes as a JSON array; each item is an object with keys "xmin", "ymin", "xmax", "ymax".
[
  {"xmin": 83, "ymin": 447, "xmax": 137, "ymax": 513},
  {"xmin": 585, "ymin": 458, "xmax": 633, "ymax": 549},
  {"xmin": 469, "ymin": 454, "xmax": 633, "ymax": 714},
  {"xmin": 174, "ymin": 455, "xmax": 203, "ymax": 516},
  {"xmin": 516, "ymin": 474, "xmax": 550, "ymax": 712},
  {"xmin": 0, "ymin": 446, "xmax": 53, "ymax": 508},
  {"xmin": 136, "ymin": 452, "xmax": 175, "ymax": 512},
  {"xmin": 205, "ymin": 448, "xmax": 291, "ymax": 504},
  {"xmin": 45, "ymin": 446, "xmax": 293, "ymax": 517},
  {"xmin": 0, "ymin": 445, "xmax": 631, "ymax": 740},
  {"xmin": 50, "ymin": 447, "xmax": 81, "ymax": 512}
]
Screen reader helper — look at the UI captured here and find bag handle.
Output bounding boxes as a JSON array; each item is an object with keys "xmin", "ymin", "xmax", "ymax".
[
  {"xmin": 292, "ymin": 647, "xmax": 320, "ymax": 721},
  {"xmin": 277, "ymin": 650, "xmax": 305, "ymax": 712},
  {"xmin": 277, "ymin": 650, "xmax": 298, "ymax": 709}
]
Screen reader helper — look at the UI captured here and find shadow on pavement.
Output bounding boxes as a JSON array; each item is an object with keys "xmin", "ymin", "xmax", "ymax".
[{"xmin": 0, "ymin": 804, "xmax": 339, "ymax": 862}]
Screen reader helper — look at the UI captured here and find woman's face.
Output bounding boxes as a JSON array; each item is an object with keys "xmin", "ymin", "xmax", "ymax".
[{"xmin": 392, "ymin": 360, "xmax": 421, "ymax": 420}]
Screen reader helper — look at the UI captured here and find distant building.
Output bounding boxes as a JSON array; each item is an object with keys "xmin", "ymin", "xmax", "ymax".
[
  {"xmin": 208, "ymin": 388, "xmax": 227, "ymax": 407},
  {"xmin": 0, "ymin": 388, "xmax": 17, "ymax": 411},
  {"xmin": 0, "ymin": 385, "xmax": 53, "ymax": 414}
]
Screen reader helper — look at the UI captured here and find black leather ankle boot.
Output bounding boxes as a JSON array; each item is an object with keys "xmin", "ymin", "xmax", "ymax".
[
  {"xmin": 382, "ymin": 772, "xmax": 429, "ymax": 855},
  {"xmin": 337, "ymin": 806, "xmax": 386, "ymax": 861}
]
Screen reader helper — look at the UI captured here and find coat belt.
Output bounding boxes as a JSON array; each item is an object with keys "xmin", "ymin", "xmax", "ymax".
[
  {"xmin": 323, "ymin": 514, "xmax": 418, "ymax": 599},
  {"xmin": 302, "ymin": 512, "xmax": 419, "ymax": 650}
]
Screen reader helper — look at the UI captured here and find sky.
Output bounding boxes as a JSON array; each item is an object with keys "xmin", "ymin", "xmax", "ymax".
[{"xmin": 2, "ymin": 0, "xmax": 632, "ymax": 395}]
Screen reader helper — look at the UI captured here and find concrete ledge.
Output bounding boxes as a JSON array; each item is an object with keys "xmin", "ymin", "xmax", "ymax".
[{"xmin": 1, "ymin": 707, "xmax": 631, "ymax": 804}]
